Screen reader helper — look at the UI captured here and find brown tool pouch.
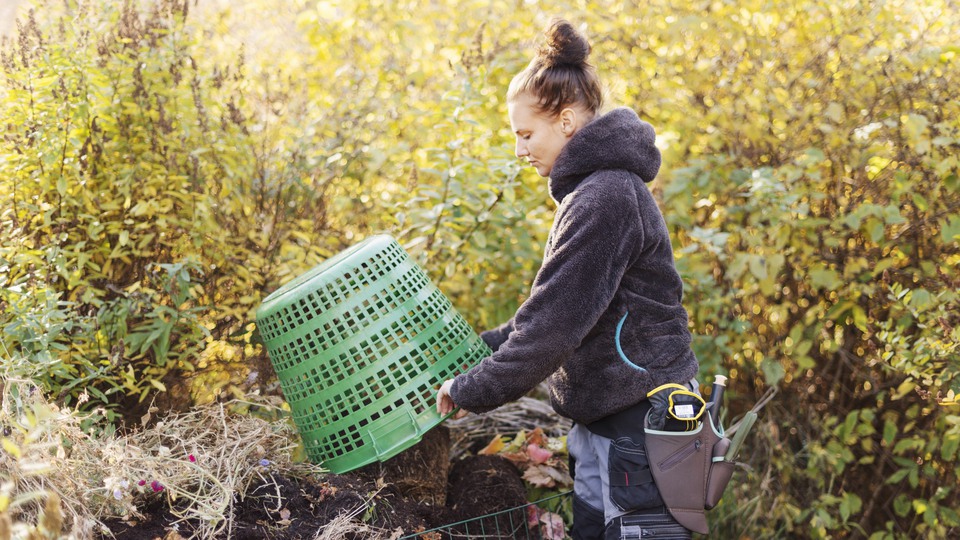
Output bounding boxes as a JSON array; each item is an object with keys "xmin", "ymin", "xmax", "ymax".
[
  {"xmin": 643, "ymin": 412, "xmax": 734, "ymax": 534},
  {"xmin": 705, "ymin": 456, "xmax": 735, "ymax": 509}
]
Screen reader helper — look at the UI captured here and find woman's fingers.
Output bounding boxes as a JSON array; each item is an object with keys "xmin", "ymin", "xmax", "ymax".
[{"xmin": 437, "ymin": 379, "xmax": 467, "ymax": 418}]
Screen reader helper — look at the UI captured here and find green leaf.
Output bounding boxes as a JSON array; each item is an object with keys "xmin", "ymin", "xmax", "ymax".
[
  {"xmin": 866, "ymin": 218, "xmax": 885, "ymax": 243},
  {"xmin": 942, "ymin": 434, "xmax": 960, "ymax": 461},
  {"xmin": 872, "ymin": 258, "xmax": 896, "ymax": 276},
  {"xmin": 761, "ymin": 358, "xmax": 785, "ymax": 386},
  {"xmin": 886, "ymin": 468, "xmax": 910, "ymax": 485},
  {"xmin": 883, "ymin": 420, "xmax": 898, "ymax": 446},
  {"xmin": 893, "ymin": 495, "xmax": 912, "ymax": 517},
  {"xmin": 883, "ymin": 204, "xmax": 907, "ymax": 225},
  {"xmin": 941, "ymin": 215, "xmax": 960, "ymax": 243},
  {"xmin": 749, "ymin": 255, "xmax": 767, "ymax": 280},
  {"xmin": 809, "ymin": 266, "xmax": 841, "ymax": 290},
  {"xmin": 840, "ymin": 411, "xmax": 859, "ymax": 442},
  {"xmin": 839, "ymin": 492, "xmax": 861, "ymax": 522},
  {"xmin": 893, "ymin": 437, "xmax": 924, "ymax": 454},
  {"xmin": 912, "ymin": 194, "xmax": 928, "ymax": 212}
]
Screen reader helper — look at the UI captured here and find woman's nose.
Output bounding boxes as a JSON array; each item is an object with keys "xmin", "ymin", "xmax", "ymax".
[{"xmin": 515, "ymin": 139, "xmax": 528, "ymax": 158}]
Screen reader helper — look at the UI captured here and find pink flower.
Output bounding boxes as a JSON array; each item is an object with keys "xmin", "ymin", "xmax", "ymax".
[
  {"xmin": 138, "ymin": 480, "xmax": 147, "ymax": 486},
  {"xmin": 151, "ymin": 480, "xmax": 164, "ymax": 492},
  {"xmin": 188, "ymin": 454, "xmax": 196, "ymax": 463}
]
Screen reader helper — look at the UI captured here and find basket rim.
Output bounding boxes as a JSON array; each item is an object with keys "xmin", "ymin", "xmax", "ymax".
[{"xmin": 256, "ymin": 233, "xmax": 396, "ymax": 320}]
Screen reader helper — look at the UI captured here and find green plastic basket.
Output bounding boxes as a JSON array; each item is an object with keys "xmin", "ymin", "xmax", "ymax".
[{"xmin": 255, "ymin": 234, "xmax": 490, "ymax": 473}]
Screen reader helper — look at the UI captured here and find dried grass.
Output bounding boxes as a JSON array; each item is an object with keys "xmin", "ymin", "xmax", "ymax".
[
  {"xmin": 308, "ymin": 489, "xmax": 401, "ymax": 540},
  {"xmin": 0, "ymin": 378, "xmax": 309, "ymax": 539}
]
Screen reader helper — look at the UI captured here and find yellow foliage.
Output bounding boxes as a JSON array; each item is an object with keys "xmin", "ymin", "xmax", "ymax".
[{"xmin": 1, "ymin": 0, "xmax": 958, "ymax": 537}]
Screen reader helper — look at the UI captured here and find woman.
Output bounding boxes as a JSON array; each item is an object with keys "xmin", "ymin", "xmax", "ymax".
[{"xmin": 437, "ymin": 19, "xmax": 698, "ymax": 540}]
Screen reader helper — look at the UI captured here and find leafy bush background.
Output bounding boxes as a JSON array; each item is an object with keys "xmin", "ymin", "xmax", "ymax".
[{"xmin": 1, "ymin": 0, "xmax": 958, "ymax": 537}]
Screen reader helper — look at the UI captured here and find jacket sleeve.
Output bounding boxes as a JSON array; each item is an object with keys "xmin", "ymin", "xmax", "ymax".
[
  {"xmin": 480, "ymin": 319, "xmax": 514, "ymax": 352},
  {"xmin": 451, "ymin": 177, "xmax": 641, "ymax": 413}
]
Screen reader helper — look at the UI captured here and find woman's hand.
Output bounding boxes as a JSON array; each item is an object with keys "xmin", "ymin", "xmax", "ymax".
[{"xmin": 437, "ymin": 379, "xmax": 468, "ymax": 419}]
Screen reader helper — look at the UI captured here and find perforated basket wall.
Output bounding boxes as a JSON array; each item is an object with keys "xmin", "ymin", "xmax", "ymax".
[{"xmin": 255, "ymin": 234, "xmax": 490, "ymax": 473}]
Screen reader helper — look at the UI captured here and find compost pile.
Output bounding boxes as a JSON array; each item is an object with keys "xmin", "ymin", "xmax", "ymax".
[
  {"xmin": 102, "ymin": 426, "xmax": 538, "ymax": 540},
  {"xmin": 1, "ymin": 380, "xmax": 569, "ymax": 539}
]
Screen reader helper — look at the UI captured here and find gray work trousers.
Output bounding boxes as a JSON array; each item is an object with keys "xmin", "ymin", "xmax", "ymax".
[{"xmin": 568, "ymin": 419, "xmax": 693, "ymax": 539}]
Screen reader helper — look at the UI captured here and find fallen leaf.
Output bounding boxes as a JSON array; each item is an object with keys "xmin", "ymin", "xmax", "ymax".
[
  {"xmin": 523, "ymin": 464, "xmax": 573, "ymax": 488},
  {"xmin": 541, "ymin": 465, "xmax": 573, "ymax": 487},
  {"xmin": 539, "ymin": 511, "xmax": 566, "ymax": 540},
  {"xmin": 522, "ymin": 466, "xmax": 556, "ymax": 488},
  {"xmin": 499, "ymin": 451, "xmax": 530, "ymax": 467},
  {"xmin": 526, "ymin": 443, "xmax": 553, "ymax": 464},
  {"xmin": 546, "ymin": 435, "xmax": 567, "ymax": 454},
  {"xmin": 502, "ymin": 430, "xmax": 527, "ymax": 453},
  {"xmin": 478, "ymin": 435, "xmax": 504, "ymax": 455},
  {"xmin": 526, "ymin": 505, "xmax": 540, "ymax": 528},
  {"xmin": 527, "ymin": 427, "xmax": 545, "ymax": 448}
]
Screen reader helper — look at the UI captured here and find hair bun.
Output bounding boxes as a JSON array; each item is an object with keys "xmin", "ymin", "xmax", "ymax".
[{"xmin": 536, "ymin": 18, "xmax": 591, "ymax": 68}]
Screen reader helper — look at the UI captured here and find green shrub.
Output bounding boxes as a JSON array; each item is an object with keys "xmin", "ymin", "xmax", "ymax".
[
  {"xmin": 0, "ymin": 0, "xmax": 254, "ymax": 414},
  {"xmin": 623, "ymin": 1, "xmax": 960, "ymax": 537},
  {"xmin": 1, "ymin": 1, "xmax": 957, "ymax": 537}
]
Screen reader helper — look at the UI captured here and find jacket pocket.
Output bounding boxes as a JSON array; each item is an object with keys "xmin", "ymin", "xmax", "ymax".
[{"xmin": 608, "ymin": 436, "xmax": 664, "ymax": 512}]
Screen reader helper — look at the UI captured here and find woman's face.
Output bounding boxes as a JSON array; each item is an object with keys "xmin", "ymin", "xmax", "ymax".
[{"xmin": 508, "ymin": 92, "xmax": 574, "ymax": 178}]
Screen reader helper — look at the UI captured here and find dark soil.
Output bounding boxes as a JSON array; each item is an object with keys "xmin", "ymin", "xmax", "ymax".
[
  {"xmin": 101, "ymin": 472, "xmax": 439, "ymax": 540},
  {"xmin": 357, "ymin": 425, "xmax": 451, "ymax": 506},
  {"xmin": 100, "ymin": 432, "xmax": 532, "ymax": 540},
  {"xmin": 444, "ymin": 455, "xmax": 529, "ymax": 539}
]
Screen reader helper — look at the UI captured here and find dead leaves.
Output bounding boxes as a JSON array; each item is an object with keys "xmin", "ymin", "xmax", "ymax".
[
  {"xmin": 477, "ymin": 428, "xmax": 573, "ymax": 489},
  {"xmin": 521, "ymin": 464, "xmax": 572, "ymax": 489},
  {"xmin": 525, "ymin": 505, "xmax": 566, "ymax": 540}
]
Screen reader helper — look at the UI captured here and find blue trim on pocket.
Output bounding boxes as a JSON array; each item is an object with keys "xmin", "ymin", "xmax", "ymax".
[{"xmin": 616, "ymin": 312, "xmax": 648, "ymax": 373}]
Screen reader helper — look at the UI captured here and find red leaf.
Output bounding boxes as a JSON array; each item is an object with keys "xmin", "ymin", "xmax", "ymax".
[{"xmin": 526, "ymin": 505, "xmax": 540, "ymax": 528}]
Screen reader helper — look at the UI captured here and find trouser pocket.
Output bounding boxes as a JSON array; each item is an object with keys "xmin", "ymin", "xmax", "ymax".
[
  {"xmin": 572, "ymin": 494, "xmax": 606, "ymax": 540},
  {"xmin": 608, "ymin": 436, "xmax": 663, "ymax": 512}
]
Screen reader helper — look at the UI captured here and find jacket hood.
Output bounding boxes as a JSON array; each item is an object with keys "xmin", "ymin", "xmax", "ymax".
[{"xmin": 549, "ymin": 107, "xmax": 661, "ymax": 202}]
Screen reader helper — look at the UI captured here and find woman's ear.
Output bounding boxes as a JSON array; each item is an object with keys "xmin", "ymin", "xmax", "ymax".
[{"xmin": 559, "ymin": 108, "xmax": 578, "ymax": 137}]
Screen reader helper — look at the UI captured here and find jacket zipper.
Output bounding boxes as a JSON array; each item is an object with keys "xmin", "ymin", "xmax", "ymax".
[{"xmin": 659, "ymin": 438, "xmax": 702, "ymax": 471}]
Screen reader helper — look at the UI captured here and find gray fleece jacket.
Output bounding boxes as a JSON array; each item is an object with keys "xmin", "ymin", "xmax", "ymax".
[{"xmin": 450, "ymin": 107, "xmax": 699, "ymax": 425}]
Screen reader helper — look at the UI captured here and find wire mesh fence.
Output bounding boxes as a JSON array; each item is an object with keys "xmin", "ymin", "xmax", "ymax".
[{"xmin": 400, "ymin": 490, "xmax": 573, "ymax": 540}]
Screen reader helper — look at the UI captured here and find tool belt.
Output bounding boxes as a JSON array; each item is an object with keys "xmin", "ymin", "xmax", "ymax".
[
  {"xmin": 642, "ymin": 383, "xmax": 736, "ymax": 535},
  {"xmin": 584, "ymin": 382, "xmax": 767, "ymax": 535}
]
